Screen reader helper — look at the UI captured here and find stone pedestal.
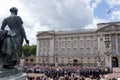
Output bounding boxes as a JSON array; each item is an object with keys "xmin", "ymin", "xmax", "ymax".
[
  {"xmin": 0, "ymin": 73, "xmax": 27, "ymax": 80},
  {"xmin": 0, "ymin": 68, "xmax": 27, "ymax": 80}
]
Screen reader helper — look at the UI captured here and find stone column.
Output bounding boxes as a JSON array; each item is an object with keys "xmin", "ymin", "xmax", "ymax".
[
  {"xmin": 36, "ymin": 39, "xmax": 40, "ymax": 64},
  {"xmin": 116, "ymin": 34, "xmax": 118, "ymax": 54}
]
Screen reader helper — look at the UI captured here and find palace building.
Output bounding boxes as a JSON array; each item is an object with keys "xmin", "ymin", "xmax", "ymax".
[{"xmin": 36, "ymin": 22, "xmax": 120, "ymax": 67}]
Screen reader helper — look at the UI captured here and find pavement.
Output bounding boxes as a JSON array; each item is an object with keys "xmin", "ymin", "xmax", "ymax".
[{"xmin": 106, "ymin": 68, "xmax": 120, "ymax": 78}]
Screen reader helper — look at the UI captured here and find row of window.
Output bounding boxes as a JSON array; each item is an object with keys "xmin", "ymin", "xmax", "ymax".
[
  {"xmin": 39, "ymin": 40, "xmax": 50, "ymax": 47},
  {"xmin": 55, "ymin": 40, "xmax": 97, "ymax": 48},
  {"xmin": 39, "ymin": 49, "xmax": 50, "ymax": 56},
  {"xmin": 55, "ymin": 47, "xmax": 98, "ymax": 55},
  {"xmin": 38, "ymin": 37, "xmax": 98, "ymax": 48},
  {"xmin": 55, "ymin": 36, "xmax": 97, "ymax": 41},
  {"xmin": 25, "ymin": 59, "xmax": 34, "ymax": 62},
  {"xmin": 39, "ymin": 57, "xmax": 98, "ymax": 62}
]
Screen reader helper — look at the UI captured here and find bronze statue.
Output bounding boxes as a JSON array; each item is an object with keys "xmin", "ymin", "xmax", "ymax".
[{"xmin": 0, "ymin": 7, "xmax": 29, "ymax": 68}]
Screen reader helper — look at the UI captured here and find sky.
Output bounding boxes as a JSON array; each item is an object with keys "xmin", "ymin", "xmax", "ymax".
[{"xmin": 0, "ymin": 0, "xmax": 120, "ymax": 45}]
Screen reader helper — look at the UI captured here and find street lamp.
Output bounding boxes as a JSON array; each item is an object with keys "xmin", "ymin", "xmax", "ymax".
[{"xmin": 104, "ymin": 34, "xmax": 112, "ymax": 73}]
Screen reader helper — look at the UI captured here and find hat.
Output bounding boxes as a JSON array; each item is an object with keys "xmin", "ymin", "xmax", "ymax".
[{"xmin": 10, "ymin": 7, "xmax": 18, "ymax": 12}]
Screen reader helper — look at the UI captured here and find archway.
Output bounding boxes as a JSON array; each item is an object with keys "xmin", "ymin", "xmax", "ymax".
[
  {"xmin": 112, "ymin": 57, "xmax": 118, "ymax": 67},
  {"xmin": 73, "ymin": 59, "xmax": 78, "ymax": 66}
]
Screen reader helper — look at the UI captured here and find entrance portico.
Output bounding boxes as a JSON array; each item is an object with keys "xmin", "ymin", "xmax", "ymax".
[{"xmin": 97, "ymin": 22, "xmax": 120, "ymax": 71}]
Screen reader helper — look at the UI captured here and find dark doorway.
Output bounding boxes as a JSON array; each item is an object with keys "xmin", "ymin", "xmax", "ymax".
[
  {"xmin": 112, "ymin": 57, "xmax": 118, "ymax": 67},
  {"xmin": 73, "ymin": 59, "xmax": 78, "ymax": 66}
]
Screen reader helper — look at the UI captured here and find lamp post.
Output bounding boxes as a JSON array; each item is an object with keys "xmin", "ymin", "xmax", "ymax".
[{"xmin": 104, "ymin": 34, "xmax": 112, "ymax": 73}]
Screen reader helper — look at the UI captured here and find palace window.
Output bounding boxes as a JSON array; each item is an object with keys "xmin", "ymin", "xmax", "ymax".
[
  {"xmin": 58, "ymin": 42, "xmax": 61, "ymax": 48},
  {"xmin": 61, "ymin": 41, "xmax": 65, "ymax": 48},
  {"xmin": 30, "ymin": 59, "xmax": 34, "ymax": 62},
  {"xmin": 25, "ymin": 59, "xmax": 28, "ymax": 61},
  {"xmin": 55, "ymin": 42, "xmax": 59, "ymax": 48},
  {"xmin": 47, "ymin": 40, "xmax": 50, "ymax": 47},
  {"xmin": 87, "ymin": 48, "xmax": 91, "ymax": 54},
  {"xmin": 88, "ymin": 57, "xmax": 90, "ymax": 59},
  {"xmin": 67, "ymin": 48, "xmax": 71, "ymax": 54},
  {"xmin": 61, "ymin": 49, "xmax": 64, "ymax": 55},
  {"xmin": 94, "ymin": 48, "xmax": 97, "ymax": 54},
  {"xmin": 86, "ymin": 40, "xmax": 91, "ymax": 47},
  {"xmin": 80, "ymin": 48, "xmax": 84, "ymax": 54},
  {"xmin": 73, "ymin": 48, "xmax": 77, "ymax": 54},
  {"xmin": 67, "ymin": 41, "xmax": 71, "ymax": 48},
  {"xmin": 93, "ymin": 40, "xmax": 97, "ymax": 47},
  {"xmin": 47, "ymin": 49, "xmax": 49, "ymax": 56},
  {"xmin": 79, "ymin": 40, "xmax": 84, "ymax": 47},
  {"xmin": 73, "ymin": 41, "xmax": 77, "ymax": 48}
]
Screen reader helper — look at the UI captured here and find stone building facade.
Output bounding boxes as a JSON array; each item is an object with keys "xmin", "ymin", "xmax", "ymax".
[{"xmin": 36, "ymin": 22, "xmax": 120, "ymax": 67}]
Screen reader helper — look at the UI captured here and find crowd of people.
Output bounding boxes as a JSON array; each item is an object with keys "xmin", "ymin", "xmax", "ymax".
[{"xmin": 20, "ymin": 65, "xmax": 118, "ymax": 80}]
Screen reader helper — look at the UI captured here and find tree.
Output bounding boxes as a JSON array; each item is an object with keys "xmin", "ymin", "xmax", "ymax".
[
  {"xmin": 18, "ymin": 44, "xmax": 36, "ymax": 57},
  {"xmin": 29, "ymin": 45, "xmax": 36, "ymax": 56}
]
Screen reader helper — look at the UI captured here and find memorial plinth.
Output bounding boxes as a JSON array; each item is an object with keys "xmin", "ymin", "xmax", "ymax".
[
  {"xmin": 0, "ymin": 73, "xmax": 27, "ymax": 80},
  {"xmin": 0, "ymin": 68, "xmax": 27, "ymax": 80}
]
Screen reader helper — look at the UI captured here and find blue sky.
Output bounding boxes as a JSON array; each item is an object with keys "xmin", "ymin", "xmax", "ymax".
[
  {"xmin": 94, "ymin": 0, "xmax": 110, "ymax": 19},
  {"xmin": 0, "ymin": 0, "xmax": 120, "ymax": 44},
  {"xmin": 93, "ymin": 0, "xmax": 120, "ymax": 21}
]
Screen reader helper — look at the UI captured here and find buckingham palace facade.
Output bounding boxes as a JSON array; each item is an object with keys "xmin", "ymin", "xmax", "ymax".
[{"xmin": 36, "ymin": 22, "xmax": 120, "ymax": 67}]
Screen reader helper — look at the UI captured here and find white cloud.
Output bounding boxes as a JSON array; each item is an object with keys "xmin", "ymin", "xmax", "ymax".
[
  {"xmin": 110, "ymin": 10, "xmax": 120, "ymax": 21},
  {"xmin": 84, "ymin": 17, "xmax": 108, "ymax": 29},
  {"xmin": 20, "ymin": 0, "xmax": 95, "ymax": 44},
  {"xmin": 105, "ymin": 0, "xmax": 120, "ymax": 22},
  {"xmin": 105, "ymin": 0, "xmax": 120, "ymax": 7},
  {"xmin": 0, "ymin": 0, "xmax": 101, "ymax": 45},
  {"xmin": 20, "ymin": 0, "xmax": 94, "ymax": 30},
  {"xmin": 89, "ymin": 0, "xmax": 102, "ymax": 10}
]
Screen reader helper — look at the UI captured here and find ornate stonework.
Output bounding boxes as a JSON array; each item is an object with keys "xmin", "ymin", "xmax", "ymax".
[{"xmin": 36, "ymin": 22, "xmax": 120, "ymax": 67}]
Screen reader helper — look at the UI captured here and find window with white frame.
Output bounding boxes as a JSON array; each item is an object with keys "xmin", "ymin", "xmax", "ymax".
[
  {"xmin": 58, "ymin": 42, "xmax": 61, "ymax": 48},
  {"xmin": 80, "ymin": 48, "xmax": 84, "ymax": 54},
  {"xmin": 74, "ymin": 48, "xmax": 77, "ymax": 54},
  {"xmin": 61, "ymin": 41, "xmax": 65, "ymax": 48},
  {"xmin": 61, "ymin": 49, "xmax": 64, "ymax": 55},
  {"xmin": 73, "ymin": 40, "xmax": 77, "ymax": 48},
  {"xmin": 67, "ymin": 41, "xmax": 71, "ymax": 48},
  {"xmin": 47, "ymin": 49, "xmax": 50, "ymax": 56},
  {"xmin": 67, "ymin": 48, "xmax": 71, "ymax": 54},
  {"xmin": 94, "ymin": 47, "xmax": 97, "ymax": 54},
  {"xmin": 79, "ymin": 40, "xmax": 84, "ymax": 47},
  {"xmin": 87, "ymin": 48, "xmax": 91, "ymax": 54},
  {"xmin": 93, "ymin": 39, "xmax": 97, "ymax": 47},
  {"xmin": 86, "ymin": 40, "xmax": 91, "ymax": 47}
]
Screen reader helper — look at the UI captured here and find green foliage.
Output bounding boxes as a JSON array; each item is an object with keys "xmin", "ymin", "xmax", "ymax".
[
  {"xmin": 18, "ymin": 44, "xmax": 36, "ymax": 57},
  {"xmin": 29, "ymin": 45, "xmax": 36, "ymax": 56}
]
